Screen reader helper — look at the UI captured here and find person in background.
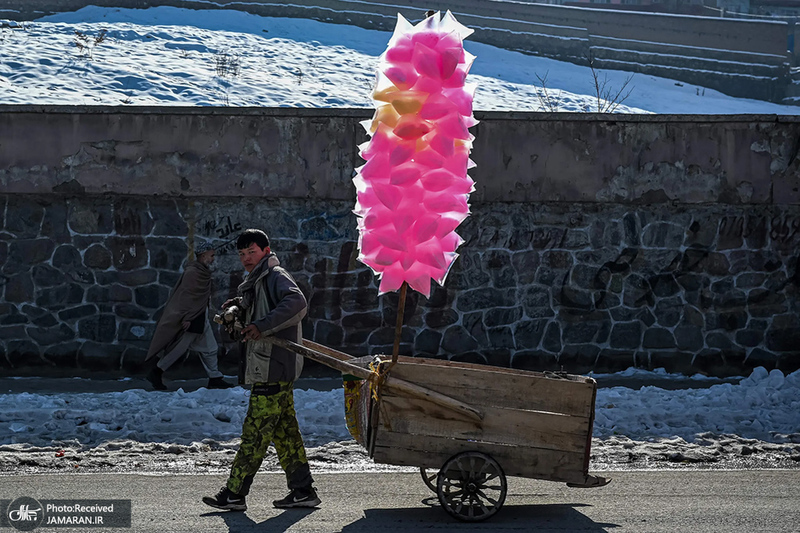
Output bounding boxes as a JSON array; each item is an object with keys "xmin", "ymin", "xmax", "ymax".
[
  {"xmin": 144, "ymin": 241, "xmax": 233, "ymax": 390},
  {"xmin": 202, "ymin": 228, "xmax": 320, "ymax": 511}
]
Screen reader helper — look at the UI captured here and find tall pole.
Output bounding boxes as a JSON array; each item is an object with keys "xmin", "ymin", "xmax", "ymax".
[{"xmin": 391, "ymin": 282, "xmax": 408, "ymax": 364}]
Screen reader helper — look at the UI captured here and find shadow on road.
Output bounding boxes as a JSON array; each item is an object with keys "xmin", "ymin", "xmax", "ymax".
[
  {"xmin": 202, "ymin": 508, "xmax": 317, "ymax": 532},
  {"xmin": 340, "ymin": 502, "xmax": 619, "ymax": 531}
]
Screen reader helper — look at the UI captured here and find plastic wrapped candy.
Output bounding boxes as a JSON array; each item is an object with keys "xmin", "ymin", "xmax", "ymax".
[{"xmin": 354, "ymin": 11, "xmax": 477, "ymax": 297}]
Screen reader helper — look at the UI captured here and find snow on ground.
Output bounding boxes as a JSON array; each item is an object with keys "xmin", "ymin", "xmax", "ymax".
[
  {"xmin": 1, "ymin": 367, "xmax": 797, "ymax": 450},
  {"xmin": 0, "ymin": 6, "xmax": 795, "ymax": 114}
]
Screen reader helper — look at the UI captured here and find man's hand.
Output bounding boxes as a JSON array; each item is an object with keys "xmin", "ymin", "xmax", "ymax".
[
  {"xmin": 182, "ymin": 321, "xmax": 191, "ymax": 330},
  {"xmin": 221, "ymin": 299, "xmax": 237, "ymax": 309},
  {"xmin": 241, "ymin": 324, "xmax": 261, "ymax": 341}
]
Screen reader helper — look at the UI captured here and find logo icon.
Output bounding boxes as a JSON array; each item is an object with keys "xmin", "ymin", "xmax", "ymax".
[{"xmin": 6, "ymin": 497, "xmax": 44, "ymax": 531}]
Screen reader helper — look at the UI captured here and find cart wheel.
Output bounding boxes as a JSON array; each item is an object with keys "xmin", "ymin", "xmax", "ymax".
[
  {"xmin": 436, "ymin": 451, "xmax": 507, "ymax": 522},
  {"xmin": 420, "ymin": 468, "xmax": 438, "ymax": 493}
]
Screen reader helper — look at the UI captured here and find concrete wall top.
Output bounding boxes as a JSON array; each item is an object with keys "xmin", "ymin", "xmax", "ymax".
[{"xmin": 2, "ymin": 106, "xmax": 800, "ymax": 206}]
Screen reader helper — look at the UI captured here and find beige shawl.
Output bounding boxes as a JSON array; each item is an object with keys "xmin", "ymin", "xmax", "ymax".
[{"xmin": 146, "ymin": 261, "xmax": 212, "ymax": 360}]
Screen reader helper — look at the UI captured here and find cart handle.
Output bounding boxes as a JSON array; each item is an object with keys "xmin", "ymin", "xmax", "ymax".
[{"xmin": 269, "ymin": 337, "xmax": 484, "ymax": 423}]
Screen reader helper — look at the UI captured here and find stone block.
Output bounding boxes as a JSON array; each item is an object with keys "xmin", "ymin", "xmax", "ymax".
[
  {"xmin": 462, "ymin": 312, "xmax": 488, "ymax": 346},
  {"xmin": 308, "ymin": 290, "xmax": 342, "ymax": 321},
  {"xmin": 557, "ymin": 344, "xmax": 600, "ymax": 374},
  {"xmin": 340, "ymin": 287, "xmax": 379, "ymax": 313},
  {"xmin": 650, "ymin": 351, "xmax": 695, "ymax": 374},
  {"xmin": 684, "ymin": 218, "xmax": 716, "ymax": 248},
  {"xmin": 117, "ymin": 321, "xmax": 155, "ymax": 343},
  {"xmin": 424, "ymin": 309, "xmax": 459, "ymax": 328},
  {"xmin": 511, "ymin": 250, "xmax": 540, "ymax": 285},
  {"xmin": 115, "ymin": 303, "xmax": 152, "ymax": 321},
  {"xmin": 43, "ymin": 341, "xmax": 80, "ymax": 367},
  {"xmin": 542, "ymin": 321, "xmax": 562, "ymax": 353},
  {"xmin": 3, "ymin": 273, "xmax": 34, "ymax": 303},
  {"xmin": 609, "ymin": 321, "xmax": 643, "ymax": 350},
  {"xmin": 484, "ymin": 307, "xmax": 522, "ymax": 327},
  {"xmin": 106, "ymin": 236, "xmax": 148, "ymax": 271},
  {"xmin": 423, "ymin": 286, "xmax": 453, "ymax": 309},
  {"xmin": 706, "ymin": 310, "xmax": 748, "ymax": 331},
  {"xmin": 650, "ymin": 274, "xmax": 680, "ymax": 298},
  {"xmin": 147, "ymin": 237, "xmax": 188, "ymax": 270},
  {"xmin": 58, "ymin": 304, "xmax": 98, "ymax": 322},
  {"xmin": 457, "ymin": 287, "xmax": 517, "ymax": 313},
  {"xmin": 623, "ymin": 213, "xmax": 640, "ymax": 246},
  {"xmin": 27, "ymin": 324, "xmax": 75, "ymax": 346},
  {"xmin": 97, "ymin": 269, "xmax": 158, "ymax": 287},
  {"xmin": 449, "ymin": 352, "xmax": 487, "ymax": 365},
  {"xmin": 441, "ymin": 325, "xmax": 479, "ymax": 353},
  {"xmin": 7, "ymin": 340, "xmax": 41, "ymax": 367},
  {"xmin": 78, "ymin": 341, "xmax": 124, "ymax": 371},
  {"xmin": 595, "ymin": 349, "xmax": 636, "ymax": 373},
  {"xmin": 159, "ymin": 270, "xmax": 182, "ymax": 288},
  {"xmin": 5, "ymin": 199, "xmax": 44, "ymax": 238},
  {"xmin": 121, "ymin": 346, "xmax": 150, "ymax": 373},
  {"xmin": 562, "ymin": 320, "xmax": 601, "ymax": 344},
  {"xmin": 150, "ymin": 199, "xmax": 189, "ymax": 236},
  {"xmin": 487, "ymin": 326, "xmax": 515, "ymax": 349},
  {"xmin": 69, "ymin": 202, "xmax": 113, "ymax": 234},
  {"xmin": 368, "ymin": 326, "xmax": 414, "ymax": 346},
  {"xmin": 513, "ymin": 319, "xmax": 547, "ymax": 350},
  {"xmin": 77, "ymin": 315, "xmax": 117, "ymax": 343},
  {"xmin": 134, "ymin": 284, "xmax": 170, "ymax": 309},
  {"xmin": 765, "ymin": 326, "xmax": 800, "ymax": 352},
  {"xmin": 414, "ymin": 329, "xmax": 442, "ymax": 355},
  {"xmin": 32, "ymin": 264, "xmax": 66, "ymax": 287},
  {"xmin": 483, "ymin": 250, "xmax": 517, "ymax": 288},
  {"xmin": 88, "ymin": 284, "xmax": 133, "ymax": 304},
  {"xmin": 36, "ymin": 284, "xmax": 84, "ymax": 309},
  {"xmin": 84, "ymin": 244, "xmax": 112, "ymax": 269},
  {"xmin": 341, "ymin": 312, "xmax": 383, "ymax": 329},
  {"xmin": 641, "ymin": 221, "xmax": 684, "ymax": 249},
  {"xmin": 745, "ymin": 348, "xmax": 778, "ymax": 371},
  {"xmin": 777, "ymin": 351, "xmax": 800, "ymax": 373},
  {"xmin": 0, "ymin": 305, "xmax": 28, "ymax": 325},
  {"xmin": 447, "ymin": 251, "xmax": 490, "ymax": 290},
  {"xmin": 675, "ymin": 325, "xmax": 704, "ymax": 351},
  {"xmin": 483, "ymin": 349, "xmax": 511, "ymax": 368},
  {"xmin": 643, "ymin": 328, "xmax": 676, "ymax": 349},
  {"xmin": 654, "ymin": 297, "xmax": 682, "ymax": 327},
  {"xmin": 736, "ymin": 272, "xmax": 767, "ymax": 289},
  {"xmin": 521, "ymin": 286, "xmax": 554, "ymax": 318},
  {"xmin": 113, "ymin": 198, "xmax": 154, "ymax": 236},
  {"xmin": 21, "ymin": 305, "xmax": 57, "ymax": 327},
  {"xmin": 41, "ymin": 203, "xmax": 70, "ymax": 244},
  {"xmin": 622, "ymin": 274, "xmax": 654, "ymax": 308},
  {"xmin": 735, "ymin": 329, "xmax": 763, "ymax": 348},
  {"xmin": 510, "ymin": 350, "xmax": 559, "ymax": 372},
  {"xmin": 8, "ymin": 239, "xmax": 55, "ymax": 267}
]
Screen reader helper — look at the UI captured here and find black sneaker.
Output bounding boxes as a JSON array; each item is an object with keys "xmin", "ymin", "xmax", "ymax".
[
  {"xmin": 207, "ymin": 377, "xmax": 234, "ymax": 389},
  {"xmin": 146, "ymin": 365, "xmax": 167, "ymax": 391},
  {"xmin": 202, "ymin": 486, "xmax": 247, "ymax": 511},
  {"xmin": 272, "ymin": 487, "xmax": 321, "ymax": 509}
]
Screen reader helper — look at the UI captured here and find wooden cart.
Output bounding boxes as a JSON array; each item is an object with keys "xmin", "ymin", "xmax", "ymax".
[{"xmin": 273, "ymin": 338, "xmax": 610, "ymax": 522}]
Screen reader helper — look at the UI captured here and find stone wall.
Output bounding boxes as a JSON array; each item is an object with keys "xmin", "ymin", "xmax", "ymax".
[{"xmin": 1, "ymin": 107, "xmax": 800, "ymax": 378}]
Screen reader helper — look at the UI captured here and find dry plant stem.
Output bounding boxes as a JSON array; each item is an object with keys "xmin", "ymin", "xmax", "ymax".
[{"xmin": 392, "ymin": 282, "xmax": 408, "ymax": 364}]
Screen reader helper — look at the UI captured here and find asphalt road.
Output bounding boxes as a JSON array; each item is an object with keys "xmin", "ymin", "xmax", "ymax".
[{"xmin": 1, "ymin": 470, "xmax": 799, "ymax": 532}]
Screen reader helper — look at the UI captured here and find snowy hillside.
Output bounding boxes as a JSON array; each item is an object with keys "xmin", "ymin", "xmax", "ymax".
[{"xmin": 0, "ymin": 5, "xmax": 796, "ymax": 114}]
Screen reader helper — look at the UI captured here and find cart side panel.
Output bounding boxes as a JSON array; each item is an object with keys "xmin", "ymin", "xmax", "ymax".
[
  {"xmin": 379, "ymin": 394, "xmax": 590, "ymax": 454},
  {"xmin": 386, "ymin": 361, "xmax": 596, "ymax": 416},
  {"xmin": 372, "ymin": 431, "xmax": 588, "ymax": 485}
]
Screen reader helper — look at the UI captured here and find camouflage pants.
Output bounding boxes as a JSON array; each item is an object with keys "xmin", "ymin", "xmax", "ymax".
[{"xmin": 226, "ymin": 383, "xmax": 313, "ymax": 496}]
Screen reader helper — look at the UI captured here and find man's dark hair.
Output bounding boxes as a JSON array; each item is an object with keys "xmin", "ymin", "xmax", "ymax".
[
  {"xmin": 237, "ymin": 228, "xmax": 270, "ymax": 250},
  {"xmin": 425, "ymin": 9, "xmax": 435, "ymax": 18}
]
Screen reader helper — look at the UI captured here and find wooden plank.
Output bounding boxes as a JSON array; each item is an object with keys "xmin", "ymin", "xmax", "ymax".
[
  {"xmin": 270, "ymin": 337, "xmax": 483, "ymax": 422},
  {"xmin": 378, "ymin": 395, "xmax": 590, "ymax": 454},
  {"xmin": 385, "ymin": 359, "xmax": 596, "ymax": 416},
  {"xmin": 372, "ymin": 431, "xmax": 588, "ymax": 484}
]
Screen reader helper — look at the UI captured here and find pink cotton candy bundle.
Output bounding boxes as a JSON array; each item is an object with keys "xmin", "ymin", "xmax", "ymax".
[{"xmin": 354, "ymin": 11, "xmax": 477, "ymax": 297}]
